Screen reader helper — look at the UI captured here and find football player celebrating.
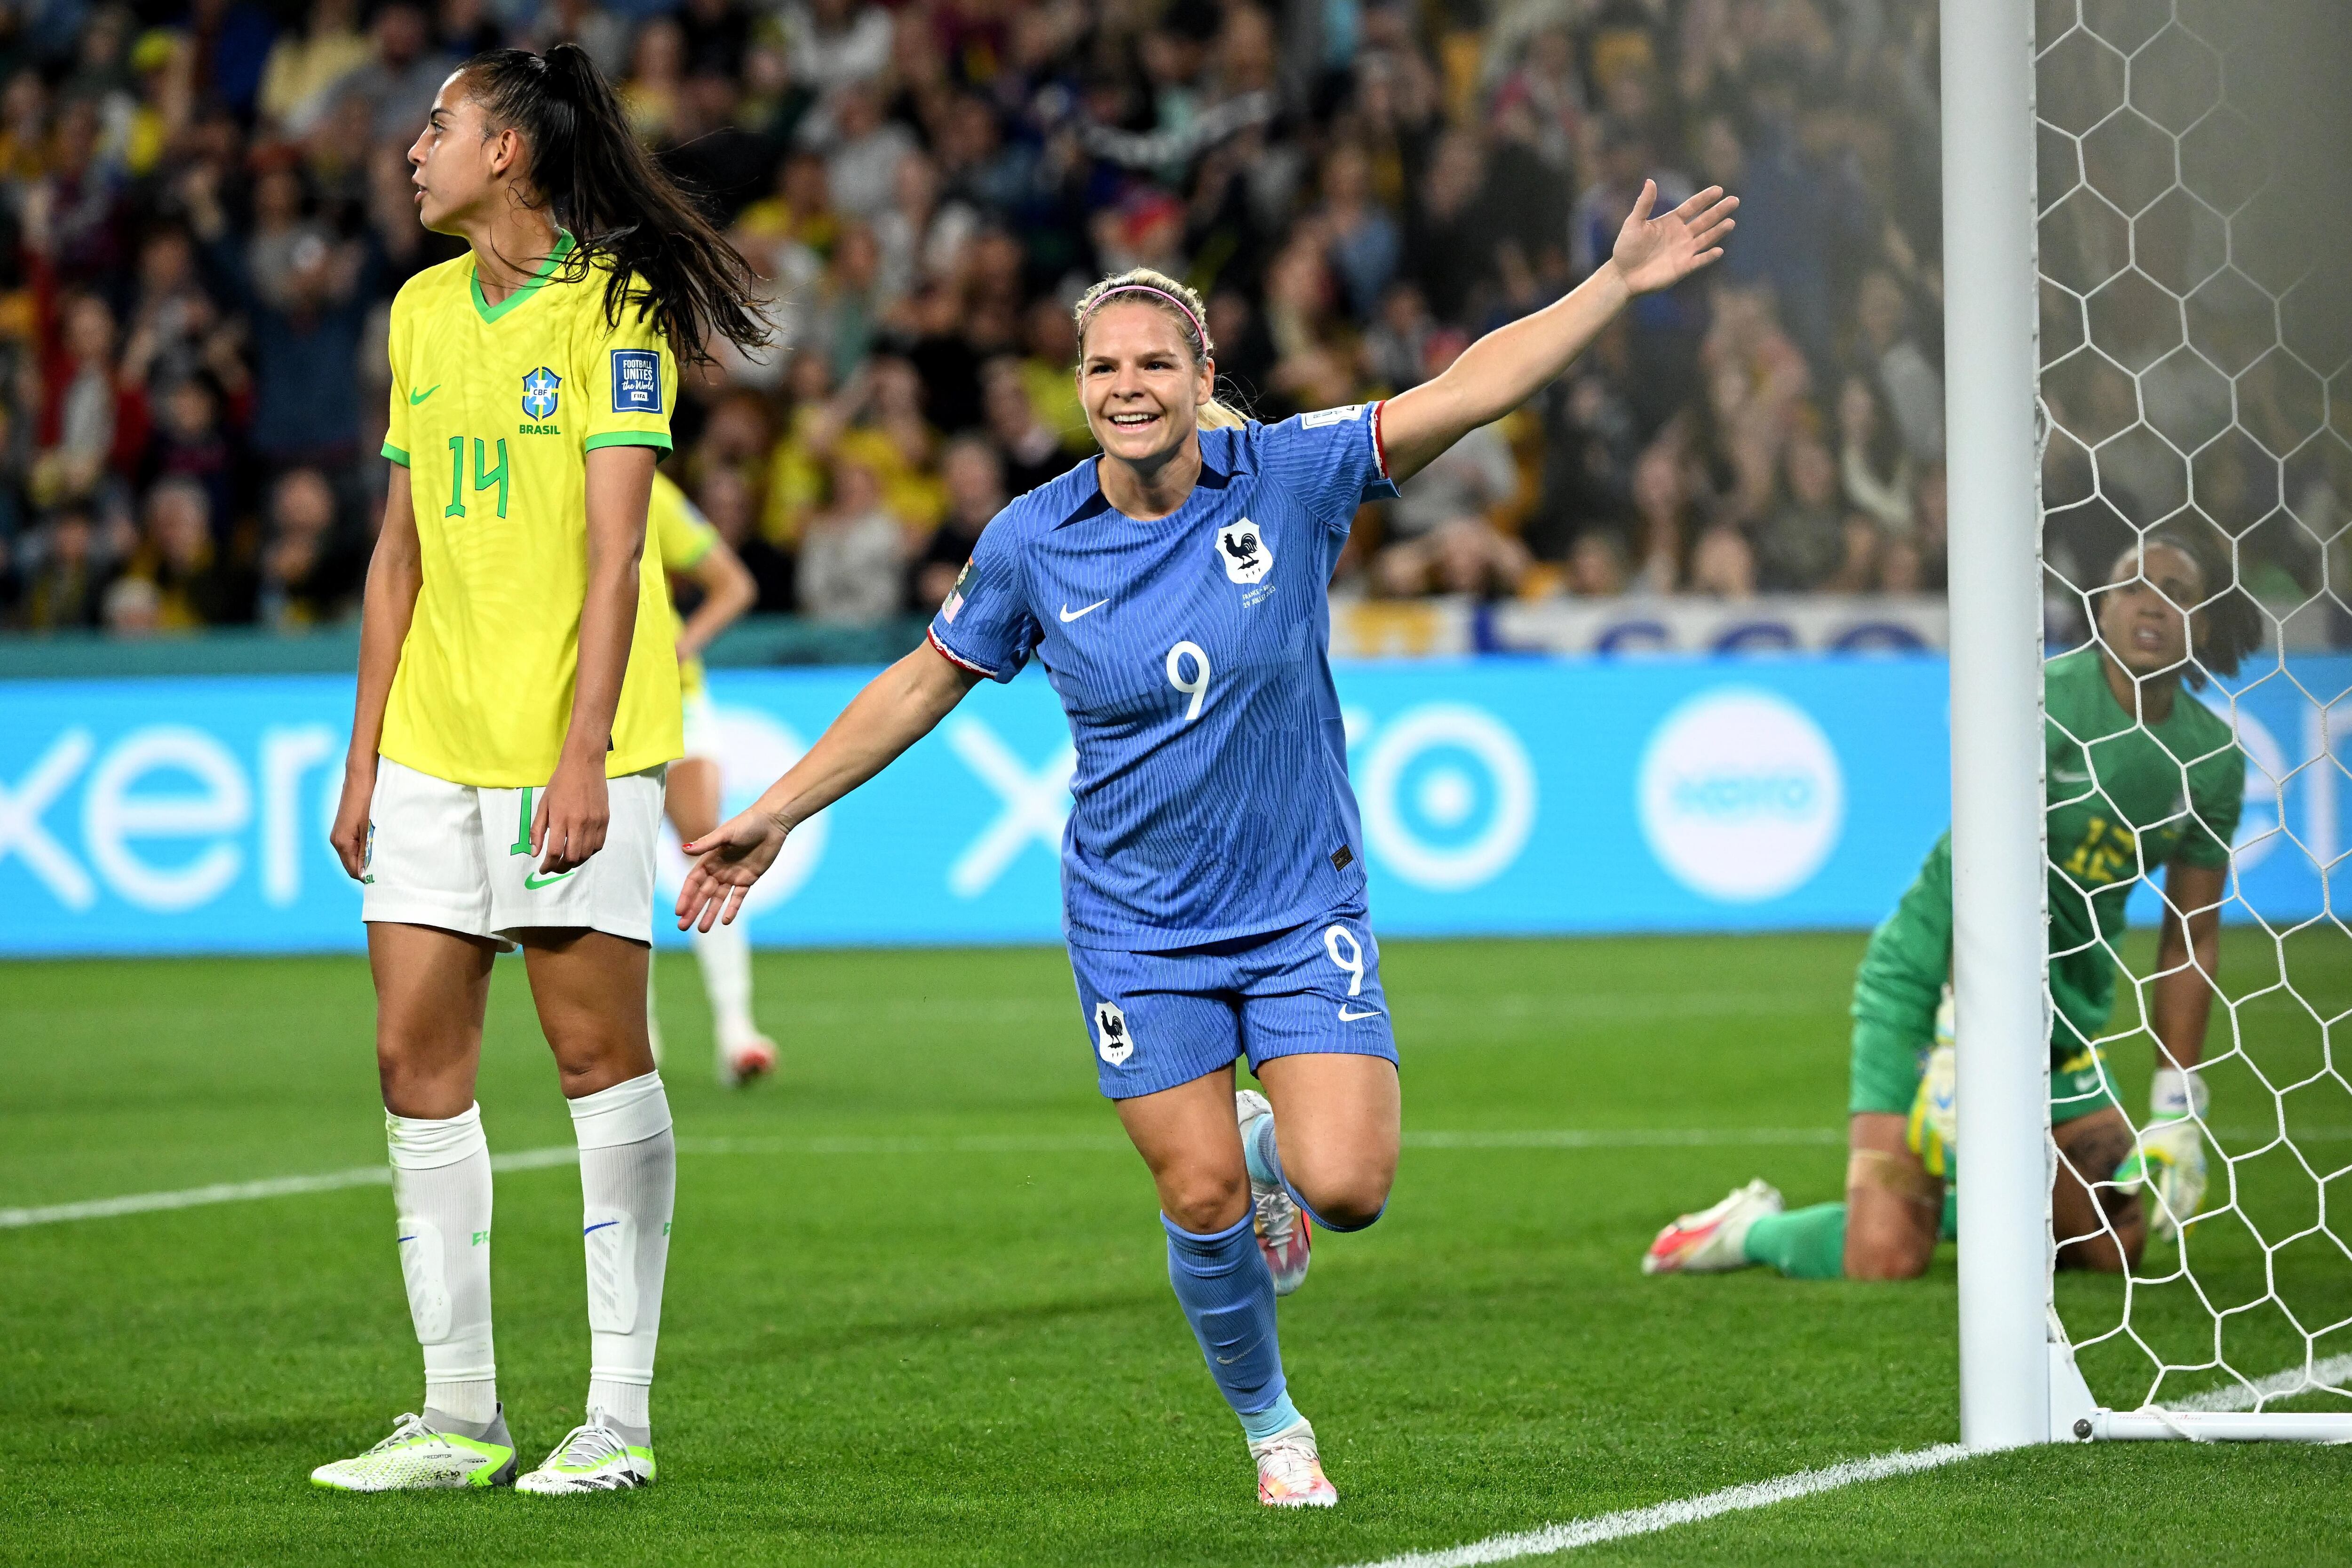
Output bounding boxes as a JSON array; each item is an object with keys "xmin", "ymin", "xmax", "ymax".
[
  {"xmin": 1645, "ymin": 531, "xmax": 2253, "ymax": 1283},
  {"xmin": 317, "ymin": 45, "xmax": 763, "ymax": 1494},
  {"xmin": 643, "ymin": 470, "xmax": 777, "ymax": 1087},
  {"xmin": 678, "ymin": 182, "xmax": 1736, "ymax": 1506}
]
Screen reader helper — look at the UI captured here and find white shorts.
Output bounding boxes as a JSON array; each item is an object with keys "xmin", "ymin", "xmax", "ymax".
[
  {"xmin": 361, "ymin": 757, "xmax": 667, "ymax": 947},
  {"xmin": 680, "ymin": 687, "xmax": 721, "ymax": 762}
]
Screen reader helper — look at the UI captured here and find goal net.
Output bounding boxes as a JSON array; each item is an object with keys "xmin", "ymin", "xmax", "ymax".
[{"xmin": 1959, "ymin": 0, "xmax": 2352, "ymax": 1442}]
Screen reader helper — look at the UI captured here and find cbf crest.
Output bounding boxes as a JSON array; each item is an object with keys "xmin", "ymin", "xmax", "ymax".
[
  {"xmin": 522, "ymin": 366, "xmax": 561, "ymax": 421},
  {"xmin": 1217, "ymin": 517, "xmax": 1272, "ymax": 585},
  {"xmin": 1094, "ymin": 1000, "xmax": 1134, "ymax": 1066}
]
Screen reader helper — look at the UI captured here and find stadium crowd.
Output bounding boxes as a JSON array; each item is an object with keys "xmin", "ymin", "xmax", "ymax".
[{"xmin": 0, "ymin": 0, "xmax": 1968, "ymax": 637}]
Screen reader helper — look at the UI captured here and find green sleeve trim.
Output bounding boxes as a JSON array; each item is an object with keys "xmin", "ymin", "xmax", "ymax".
[
  {"xmin": 584, "ymin": 432, "xmax": 675, "ymax": 453},
  {"xmin": 381, "ymin": 442, "xmax": 410, "ymax": 465}
]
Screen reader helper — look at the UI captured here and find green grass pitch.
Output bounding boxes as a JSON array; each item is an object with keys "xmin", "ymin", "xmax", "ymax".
[{"xmin": 4, "ymin": 931, "xmax": 2348, "ymax": 1566}]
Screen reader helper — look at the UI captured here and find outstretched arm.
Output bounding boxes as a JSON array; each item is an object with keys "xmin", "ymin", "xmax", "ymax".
[
  {"xmin": 676, "ymin": 640, "xmax": 984, "ymax": 930},
  {"xmin": 1379, "ymin": 181, "xmax": 1737, "ymax": 481}
]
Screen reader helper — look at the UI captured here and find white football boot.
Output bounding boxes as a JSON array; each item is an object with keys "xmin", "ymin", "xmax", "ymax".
[
  {"xmin": 1250, "ymin": 1418, "xmax": 1339, "ymax": 1508},
  {"xmin": 1642, "ymin": 1178, "xmax": 1784, "ymax": 1275},
  {"xmin": 1236, "ymin": 1090, "xmax": 1311, "ymax": 1296},
  {"xmin": 310, "ymin": 1407, "xmax": 517, "ymax": 1491},
  {"xmin": 718, "ymin": 1028, "xmax": 778, "ymax": 1089},
  {"xmin": 516, "ymin": 1409, "xmax": 657, "ymax": 1494}
]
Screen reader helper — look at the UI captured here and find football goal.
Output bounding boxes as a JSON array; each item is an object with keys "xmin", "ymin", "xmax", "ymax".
[{"xmin": 1943, "ymin": 0, "xmax": 2352, "ymax": 1448}]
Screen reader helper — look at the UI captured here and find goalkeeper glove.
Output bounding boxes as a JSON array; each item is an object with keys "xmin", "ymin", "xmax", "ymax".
[
  {"xmin": 1905, "ymin": 988, "xmax": 1959, "ymax": 1179},
  {"xmin": 2117, "ymin": 1066, "xmax": 2209, "ymax": 1243}
]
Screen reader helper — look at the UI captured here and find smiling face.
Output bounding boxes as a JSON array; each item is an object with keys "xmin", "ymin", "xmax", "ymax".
[
  {"xmin": 2097, "ymin": 541, "xmax": 2205, "ymax": 678},
  {"xmin": 405, "ymin": 73, "xmax": 519, "ymax": 234},
  {"xmin": 1076, "ymin": 299, "xmax": 1212, "ymax": 467}
]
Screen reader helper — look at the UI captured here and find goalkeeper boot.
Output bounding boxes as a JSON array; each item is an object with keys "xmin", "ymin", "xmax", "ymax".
[
  {"xmin": 1251, "ymin": 1418, "xmax": 1338, "ymax": 1508},
  {"xmin": 310, "ymin": 1406, "xmax": 517, "ymax": 1491},
  {"xmin": 1236, "ymin": 1089, "xmax": 1311, "ymax": 1296},
  {"xmin": 516, "ymin": 1409, "xmax": 657, "ymax": 1495},
  {"xmin": 1642, "ymin": 1178, "xmax": 1783, "ymax": 1275}
]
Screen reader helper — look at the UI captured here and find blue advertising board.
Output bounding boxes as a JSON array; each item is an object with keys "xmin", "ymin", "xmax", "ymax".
[{"xmin": 0, "ymin": 656, "xmax": 2339, "ymax": 956}]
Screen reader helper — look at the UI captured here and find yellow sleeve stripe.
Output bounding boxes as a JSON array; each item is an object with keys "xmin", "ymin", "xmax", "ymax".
[
  {"xmin": 382, "ymin": 441, "xmax": 410, "ymax": 465},
  {"xmin": 585, "ymin": 431, "xmax": 675, "ymax": 453}
]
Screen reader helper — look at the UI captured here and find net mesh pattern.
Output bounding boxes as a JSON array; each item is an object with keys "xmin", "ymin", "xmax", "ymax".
[{"xmin": 2034, "ymin": 0, "xmax": 2352, "ymax": 1415}]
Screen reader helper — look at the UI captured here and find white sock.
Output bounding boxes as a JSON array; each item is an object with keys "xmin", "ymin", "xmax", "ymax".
[
  {"xmin": 567, "ymin": 1072, "xmax": 674, "ymax": 1432},
  {"xmin": 693, "ymin": 918, "xmax": 758, "ymax": 1045},
  {"xmin": 386, "ymin": 1104, "xmax": 497, "ymax": 1425}
]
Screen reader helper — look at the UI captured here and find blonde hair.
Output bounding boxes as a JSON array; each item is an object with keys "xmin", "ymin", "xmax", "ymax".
[{"xmin": 1072, "ymin": 267, "xmax": 1248, "ymax": 430}]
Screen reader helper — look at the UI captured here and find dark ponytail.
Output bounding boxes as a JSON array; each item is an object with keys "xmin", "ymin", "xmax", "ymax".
[{"xmin": 458, "ymin": 44, "xmax": 766, "ymax": 362}]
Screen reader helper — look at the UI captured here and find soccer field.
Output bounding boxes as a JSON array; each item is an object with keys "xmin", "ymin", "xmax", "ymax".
[{"xmin": 5, "ymin": 932, "xmax": 2348, "ymax": 1566}]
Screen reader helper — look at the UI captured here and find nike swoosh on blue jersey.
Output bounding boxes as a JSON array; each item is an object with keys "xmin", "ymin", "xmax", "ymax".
[
  {"xmin": 1337, "ymin": 1006, "xmax": 1382, "ymax": 1021},
  {"xmin": 1059, "ymin": 598, "xmax": 1110, "ymax": 622}
]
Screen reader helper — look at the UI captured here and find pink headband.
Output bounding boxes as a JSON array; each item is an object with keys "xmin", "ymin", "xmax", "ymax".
[{"xmin": 1081, "ymin": 284, "xmax": 1207, "ymax": 350}]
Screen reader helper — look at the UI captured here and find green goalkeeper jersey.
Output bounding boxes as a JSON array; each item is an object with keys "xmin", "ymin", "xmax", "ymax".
[{"xmin": 1850, "ymin": 645, "xmax": 2244, "ymax": 1114}]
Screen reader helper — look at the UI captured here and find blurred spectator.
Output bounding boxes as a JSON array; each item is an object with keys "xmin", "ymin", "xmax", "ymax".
[
  {"xmin": 16, "ymin": 506, "xmax": 107, "ymax": 629},
  {"xmin": 782, "ymin": 0, "xmax": 894, "ymax": 96},
  {"xmin": 1376, "ymin": 413, "xmax": 1525, "ymax": 600},
  {"xmin": 334, "ymin": 3, "xmax": 452, "ymax": 146},
  {"xmin": 128, "ymin": 476, "xmax": 254, "ymax": 628},
  {"xmin": 260, "ymin": 0, "xmax": 371, "ymax": 136},
  {"xmin": 797, "ymin": 453, "xmax": 902, "ymax": 624},
  {"xmin": 256, "ymin": 466, "xmax": 355, "ymax": 628},
  {"xmin": 1856, "ymin": 270, "xmax": 1943, "ymax": 463},
  {"xmin": 981, "ymin": 355, "xmax": 1068, "ymax": 496},
  {"xmin": 914, "ymin": 434, "xmax": 1002, "ymax": 610}
]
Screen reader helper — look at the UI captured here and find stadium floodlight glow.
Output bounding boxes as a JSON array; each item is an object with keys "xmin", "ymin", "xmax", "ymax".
[{"xmin": 1946, "ymin": 0, "xmax": 2352, "ymax": 1448}]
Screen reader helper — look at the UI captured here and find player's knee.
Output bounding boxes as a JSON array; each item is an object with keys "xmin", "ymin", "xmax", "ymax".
[
  {"xmin": 1161, "ymin": 1167, "xmax": 1249, "ymax": 1235},
  {"xmin": 1843, "ymin": 1229, "xmax": 1933, "ymax": 1281},
  {"xmin": 1291, "ymin": 1166, "xmax": 1392, "ymax": 1232}
]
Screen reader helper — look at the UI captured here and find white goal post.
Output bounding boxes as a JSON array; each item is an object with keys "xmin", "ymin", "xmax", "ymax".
[{"xmin": 1943, "ymin": 0, "xmax": 2352, "ymax": 1448}]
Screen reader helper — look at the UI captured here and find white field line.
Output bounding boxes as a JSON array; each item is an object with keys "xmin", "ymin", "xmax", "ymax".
[
  {"xmin": 1341, "ymin": 1444, "xmax": 1975, "ymax": 1568},
  {"xmin": 0, "ymin": 1126, "xmax": 1843, "ymax": 1231},
  {"xmin": 2167, "ymin": 1352, "xmax": 2352, "ymax": 1412}
]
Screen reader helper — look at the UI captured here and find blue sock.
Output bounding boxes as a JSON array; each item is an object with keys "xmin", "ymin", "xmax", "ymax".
[
  {"xmin": 1240, "ymin": 1390, "xmax": 1303, "ymax": 1441},
  {"xmin": 1244, "ymin": 1109, "xmax": 1387, "ymax": 1235},
  {"xmin": 1163, "ymin": 1212, "xmax": 1288, "ymax": 1426}
]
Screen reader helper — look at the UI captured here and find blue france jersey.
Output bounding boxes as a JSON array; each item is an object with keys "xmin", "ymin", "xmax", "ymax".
[{"xmin": 928, "ymin": 406, "xmax": 1399, "ymax": 949}]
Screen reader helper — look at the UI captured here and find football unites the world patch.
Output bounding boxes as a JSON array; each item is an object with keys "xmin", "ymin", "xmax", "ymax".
[
  {"xmin": 611, "ymin": 350, "xmax": 663, "ymax": 414},
  {"xmin": 942, "ymin": 558, "xmax": 973, "ymax": 623},
  {"xmin": 521, "ymin": 366, "xmax": 561, "ymax": 421}
]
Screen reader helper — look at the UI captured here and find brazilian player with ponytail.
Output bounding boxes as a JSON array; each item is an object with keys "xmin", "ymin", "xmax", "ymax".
[{"xmin": 315, "ymin": 46, "xmax": 764, "ymax": 1496}]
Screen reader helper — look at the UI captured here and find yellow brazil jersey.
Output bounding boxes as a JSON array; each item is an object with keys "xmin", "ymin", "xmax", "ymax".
[
  {"xmin": 649, "ymin": 470, "xmax": 719, "ymax": 698},
  {"xmin": 378, "ymin": 235, "xmax": 683, "ymax": 787}
]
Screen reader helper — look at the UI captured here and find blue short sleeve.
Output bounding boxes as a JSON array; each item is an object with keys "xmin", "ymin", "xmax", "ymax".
[
  {"xmin": 927, "ymin": 516, "xmax": 1040, "ymax": 683},
  {"xmin": 1257, "ymin": 401, "xmax": 1399, "ymax": 532}
]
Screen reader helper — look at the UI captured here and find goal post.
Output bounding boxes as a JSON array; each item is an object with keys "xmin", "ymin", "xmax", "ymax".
[
  {"xmin": 1945, "ymin": 0, "xmax": 2352, "ymax": 1448},
  {"xmin": 1940, "ymin": 0, "xmax": 2054, "ymax": 1454}
]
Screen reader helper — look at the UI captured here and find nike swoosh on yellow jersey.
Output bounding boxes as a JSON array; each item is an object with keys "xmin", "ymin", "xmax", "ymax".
[{"xmin": 410, "ymin": 384, "xmax": 442, "ymax": 405}]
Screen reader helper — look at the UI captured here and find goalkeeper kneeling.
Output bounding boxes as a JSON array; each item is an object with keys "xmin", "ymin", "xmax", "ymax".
[{"xmin": 1644, "ymin": 534, "xmax": 2246, "ymax": 1281}]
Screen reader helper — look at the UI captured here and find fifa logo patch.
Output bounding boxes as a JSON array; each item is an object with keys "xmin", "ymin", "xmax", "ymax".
[
  {"xmin": 1218, "ymin": 517, "xmax": 1272, "ymax": 586},
  {"xmin": 611, "ymin": 349, "xmax": 663, "ymax": 414},
  {"xmin": 1094, "ymin": 1001, "xmax": 1134, "ymax": 1067},
  {"xmin": 521, "ymin": 366, "xmax": 560, "ymax": 420}
]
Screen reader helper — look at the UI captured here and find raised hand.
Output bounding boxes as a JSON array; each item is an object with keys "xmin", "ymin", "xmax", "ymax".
[
  {"xmin": 1610, "ymin": 180, "xmax": 1739, "ymax": 295},
  {"xmin": 676, "ymin": 807, "xmax": 792, "ymax": 931}
]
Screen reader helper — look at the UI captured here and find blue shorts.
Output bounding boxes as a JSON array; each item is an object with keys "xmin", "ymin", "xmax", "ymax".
[{"xmin": 1067, "ymin": 907, "xmax": 1399, "ymax": 1099}]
